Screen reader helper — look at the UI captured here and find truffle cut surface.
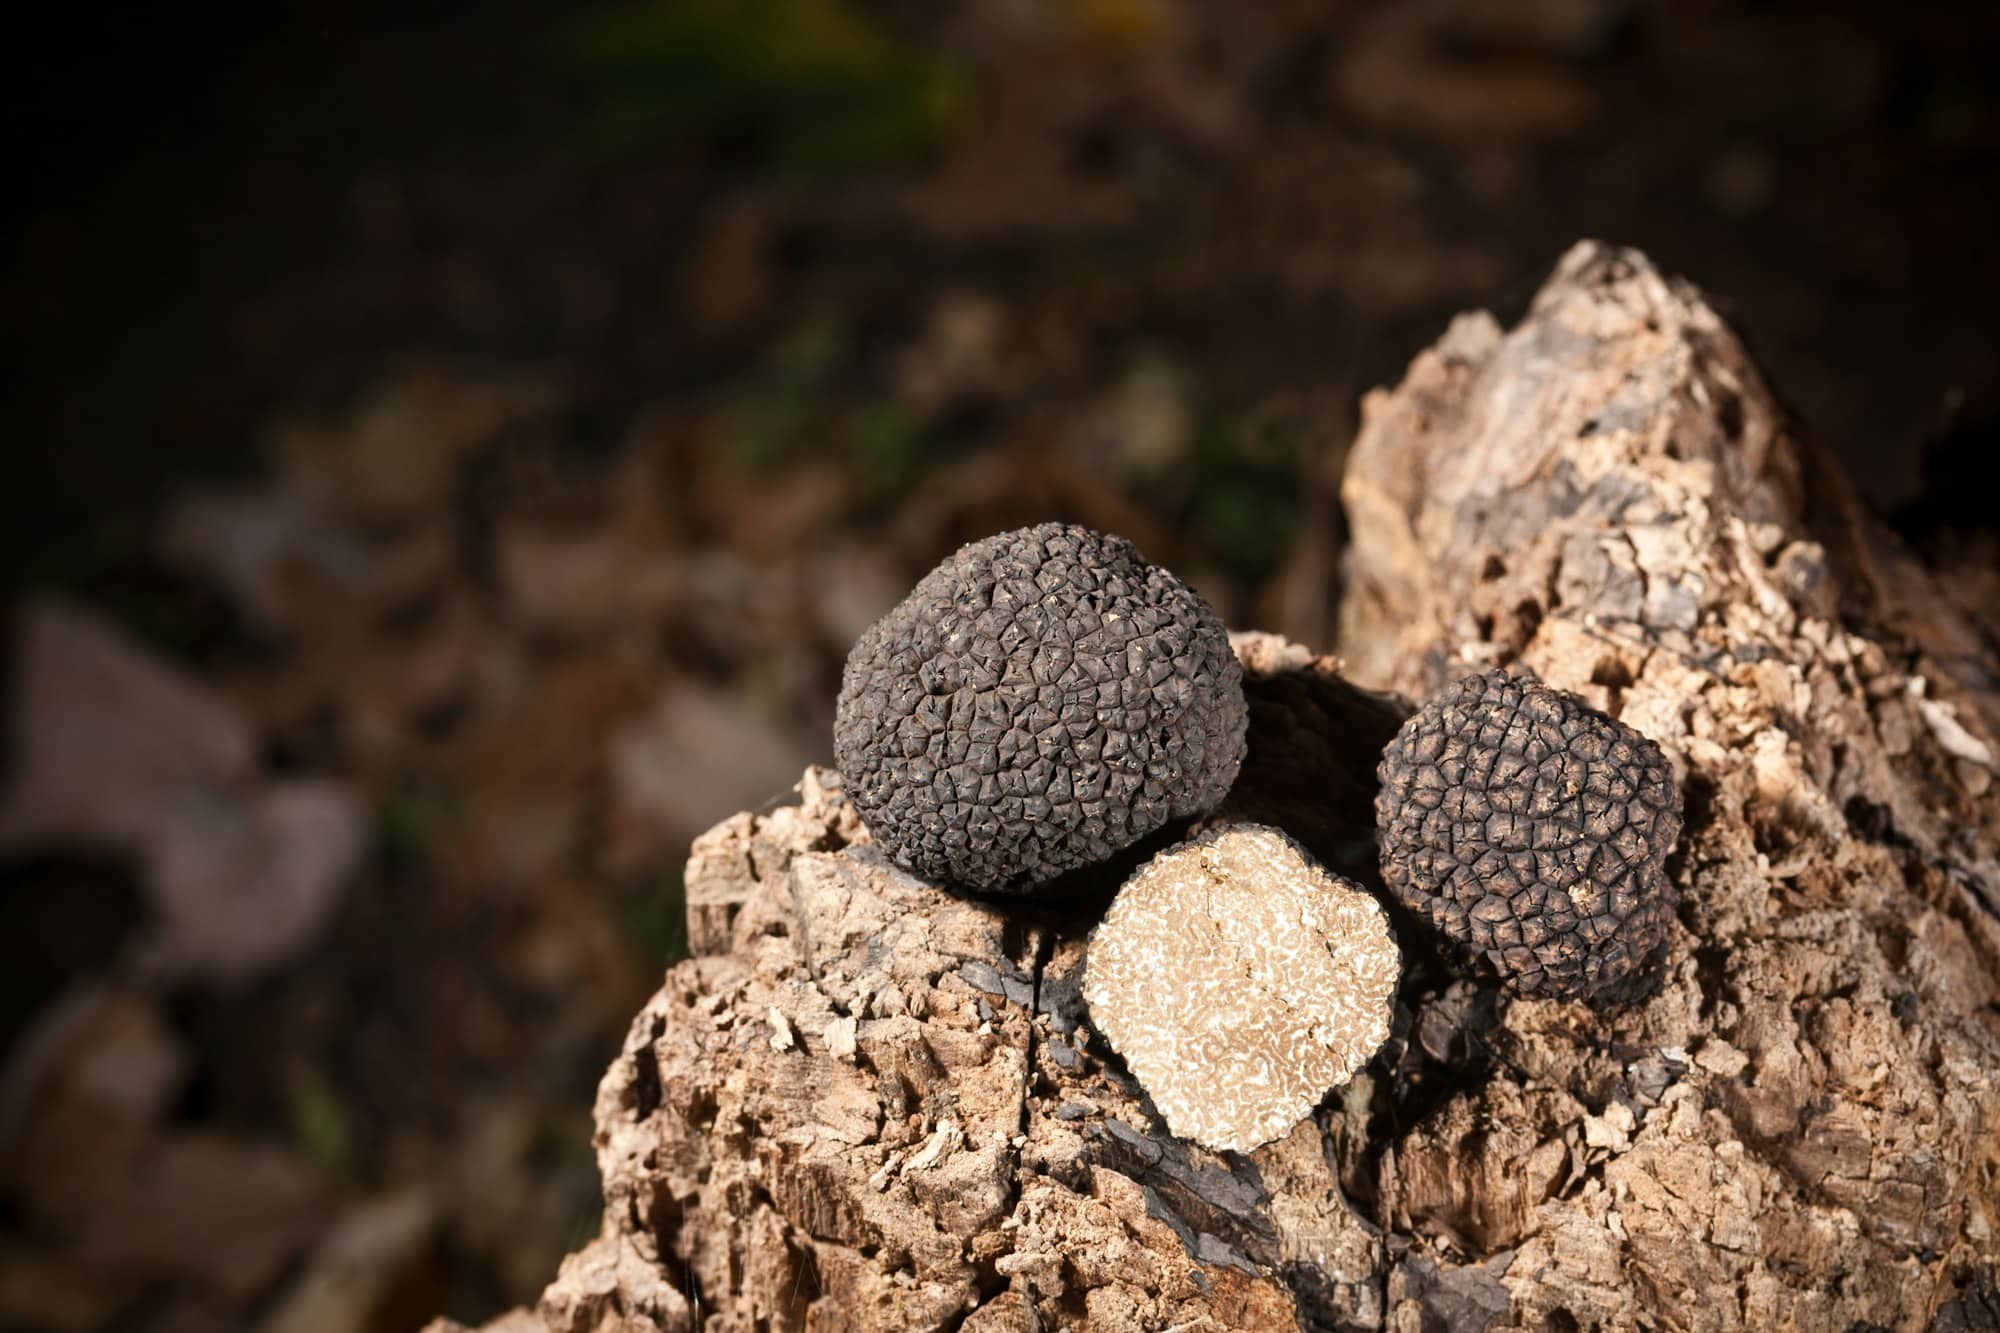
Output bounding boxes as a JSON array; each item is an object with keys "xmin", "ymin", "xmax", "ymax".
[
  {"xmin": 834, "ymin": 523, "xmax": 1247, "ymax": 894},
  {"xmin": 1375, "ymin": 668, "xmax": 1684, "ymax": 1000},
  {"xmin": 1082, "ymin": 824, "xmax": 1400, "ymax": 1153}
]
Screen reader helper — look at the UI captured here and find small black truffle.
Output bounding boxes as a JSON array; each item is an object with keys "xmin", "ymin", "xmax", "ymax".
[
  {"xmin": 834, "ymin": 524, "xmax": 1248, "ymax": 894},
  {"xmin": 1375, "ymin": 668, "xmax": 1682, "ymax": 1000}
]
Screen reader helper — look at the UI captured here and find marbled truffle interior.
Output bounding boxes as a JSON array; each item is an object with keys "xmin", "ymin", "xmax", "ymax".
[{"xmin": 1083, "ymin": 824, "xmax": 1400, "ymax": 1153}]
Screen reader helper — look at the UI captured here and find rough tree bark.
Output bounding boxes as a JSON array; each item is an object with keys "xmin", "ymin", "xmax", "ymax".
[{"xmin": 430, "ymin": 244, "xmax": 2000, "ymax": 1332}]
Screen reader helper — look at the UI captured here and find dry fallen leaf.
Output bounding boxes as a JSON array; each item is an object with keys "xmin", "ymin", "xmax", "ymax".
[
  {"xmin": 607, "ymin": 682, "xmax": 811, "ymax": 870},
  {"xmin": 259, "ymin": 1192, "xmax": 438, "ymax": 1333},
  {"xmin": 0, "ymin": 600, "xmax": 367, "ymax": 981}
]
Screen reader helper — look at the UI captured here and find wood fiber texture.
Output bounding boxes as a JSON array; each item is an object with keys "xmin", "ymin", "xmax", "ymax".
[{"xmin": 432, "ymin": 244, "xmax": 2000, "ymax": 1332}]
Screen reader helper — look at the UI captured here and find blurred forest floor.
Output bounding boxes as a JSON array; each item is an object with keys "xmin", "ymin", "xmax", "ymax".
[{"xmin": 3, "ymin": 1, "xmax": 1998, "ymax": 1329}]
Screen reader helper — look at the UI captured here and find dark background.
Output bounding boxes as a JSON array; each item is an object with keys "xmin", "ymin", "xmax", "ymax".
[{"xmin": 3, "ymin": 2, "xmax": 1996, "ymax": 1329}]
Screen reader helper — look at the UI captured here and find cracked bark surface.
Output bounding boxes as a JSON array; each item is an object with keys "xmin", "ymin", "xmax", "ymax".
[{"xmin": 429, "ymin": 244, "xmax": 2000, "ymax": 1332}]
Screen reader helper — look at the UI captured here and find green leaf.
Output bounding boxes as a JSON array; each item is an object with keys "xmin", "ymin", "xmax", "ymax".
[{"xmin": 560, "ymin": 0, "xmax": 964, "ymax": 170}]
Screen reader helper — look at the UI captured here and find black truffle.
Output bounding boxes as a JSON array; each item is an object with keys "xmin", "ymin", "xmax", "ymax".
[
  {"xmin": 1374, "ymin": 668, "xmax": 1682, "ymax": 1000},
  {"xmin": 834, "ymin": 524, "xmax": 1248, "ymax": 894}
]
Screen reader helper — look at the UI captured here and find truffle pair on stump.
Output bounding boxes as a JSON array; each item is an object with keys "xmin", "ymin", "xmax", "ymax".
[
  {"xmin": 833, "ymin": 523, "xmax": 1683, "ymax": 1154},
  {"xmin": 834, "ymin": 525, "xmax": 1400, "ymax": 1153}
]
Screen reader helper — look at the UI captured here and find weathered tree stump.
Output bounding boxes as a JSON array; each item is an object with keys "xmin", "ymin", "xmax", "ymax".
[{"xmin": 432, "ymin": 244, "xmax": 2000, "ymax": 1332}]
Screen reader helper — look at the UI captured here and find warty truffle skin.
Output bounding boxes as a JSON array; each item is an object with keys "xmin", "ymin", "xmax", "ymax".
[
  {"xmin": 1375, "ymin": 669, "xmax": 1683, "ymax": 1000},
  {"xmin": 834, "ymin": 523, "xmax": 1248, "ymax": 894}
]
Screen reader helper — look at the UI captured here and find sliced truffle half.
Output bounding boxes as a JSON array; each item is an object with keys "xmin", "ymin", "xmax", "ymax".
[{"xmin": 1082, "ymin": 823, "xmax": 1400, "ymax": 1153}]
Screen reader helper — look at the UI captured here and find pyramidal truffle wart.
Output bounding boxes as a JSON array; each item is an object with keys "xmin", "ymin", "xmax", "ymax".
[
  {"xmin": 1082, "ymin": 824, "xmax": 1400, "ymax": 1153},
  {"xmin": 834, "ymin": 524, "xmax": 1247, "ymax": 894},
  {"xmin": 1375, "ymin": 669, "xmax": 1683, "ymax": 1001}
]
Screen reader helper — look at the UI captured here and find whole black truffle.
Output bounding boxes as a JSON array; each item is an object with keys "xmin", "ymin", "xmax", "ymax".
[
  {"xmin": 1374, "ymin": 669, "xmax": 1683, "ymax": 1000},
  {"xmin": 834, "ymin": 523, "xmax": 1247, "ymax": 894}
]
